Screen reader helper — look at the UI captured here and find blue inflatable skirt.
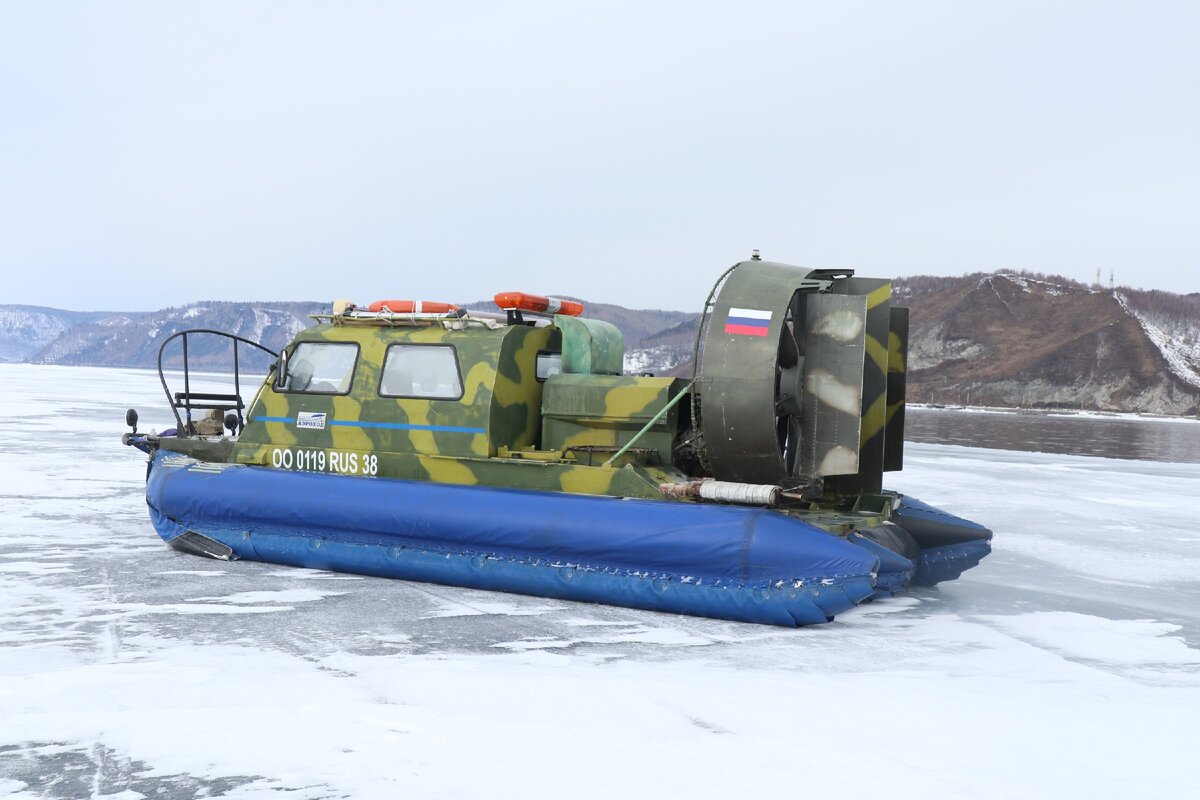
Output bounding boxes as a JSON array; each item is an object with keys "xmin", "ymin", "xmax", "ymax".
[{"xmin": 145, "ymin": 451, "xmax": 884, "ymax": 626}]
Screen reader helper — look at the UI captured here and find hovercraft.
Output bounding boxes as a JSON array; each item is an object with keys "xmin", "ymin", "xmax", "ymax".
[{"xmin": 123, "ymin": 257, "xmax": 991, "ymax": 626}]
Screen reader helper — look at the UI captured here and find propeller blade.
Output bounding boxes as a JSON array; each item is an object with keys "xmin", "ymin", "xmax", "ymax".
[
  {"xmin": 777, "ymin": 324, "xmax": 799, "ymax": 369},
  {"xmin": 785, "ymin": 414, "xmax": 804, "ymax": 476},
  {"xmin": 778, "ymin": 290, "xmax": 807, "ymax": 370}
]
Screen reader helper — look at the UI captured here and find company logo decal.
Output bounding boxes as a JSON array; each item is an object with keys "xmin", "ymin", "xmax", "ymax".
[{"xmin": 296, "ymin": 411, "xmax": 328, "ymax": 430}]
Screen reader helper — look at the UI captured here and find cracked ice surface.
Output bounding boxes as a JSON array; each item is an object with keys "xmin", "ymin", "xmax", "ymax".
[{"xmin": 1, "ymin": 364, "xmax": 1198, "ymax": 799}]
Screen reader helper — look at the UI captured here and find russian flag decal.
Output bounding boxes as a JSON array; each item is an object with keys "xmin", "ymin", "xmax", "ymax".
[{"xmin": 724, "ymin": 307, "xmax": 771, "ymax": 336}]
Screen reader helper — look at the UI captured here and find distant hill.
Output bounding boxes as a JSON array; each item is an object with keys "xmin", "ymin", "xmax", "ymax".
[
  {"xmin": 898, "ymin": 271, "xmax": 1200, "ymax": 416},
  {"xmin": 4, "ymin": 271, "xmax": 1198, "ymax": 415},
  {"xmin": 0, "ymin": 301, "xmax": 323, "ymax": 370},
  {"xmin": 0, "ymin": 306, "xmax": 110, "ymax": 363}
]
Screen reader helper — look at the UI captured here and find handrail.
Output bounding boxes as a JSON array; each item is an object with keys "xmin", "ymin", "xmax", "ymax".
[{"xmin": 156, "ymin": 328, "xmax": 278, "ymax": 435}]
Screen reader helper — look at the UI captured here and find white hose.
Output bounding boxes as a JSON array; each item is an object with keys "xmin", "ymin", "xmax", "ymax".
[{"xmin": 697, "ymin": 481, "xmax": 780, "ymax": 506}]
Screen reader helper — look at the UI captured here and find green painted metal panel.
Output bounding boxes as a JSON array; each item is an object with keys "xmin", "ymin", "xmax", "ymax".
[
  {"xmin": 799, "ymin": 293, "xmax": 867, "ymax": 478},
  {"xmin": 884, "ymin": 305, "xmax": 908, "ymax": 472},
  {"xmin": 556, "ymin": 315, "xmax": 625, "ymax": 376},
  {"xmin": 541, "ymin": 373, "xmax": 682, "ymax": 464},
  {"xmin": 827, "ymin": 277, "xmax": 890, "ymax": 494}
]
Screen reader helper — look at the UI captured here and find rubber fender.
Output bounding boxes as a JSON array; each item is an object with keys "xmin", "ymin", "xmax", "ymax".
[
  {"xmin": 891, "ymin": 495, "xmax": 993, "ymax": 550},
  {"xmin": 853, "ymin": 521, "xmax": 921, "ymax": 561}
]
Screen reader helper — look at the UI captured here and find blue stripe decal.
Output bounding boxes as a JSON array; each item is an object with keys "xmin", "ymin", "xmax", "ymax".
[
  {"xmin": 330, "ymin": 420, "xmax": 486, "ymax": 434},
  {"xmin": 253, "ymin": 416, "xmax": 484, "ymax": 434}
]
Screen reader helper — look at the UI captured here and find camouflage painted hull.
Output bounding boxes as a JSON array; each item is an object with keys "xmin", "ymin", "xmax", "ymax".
[{"xmin": 144, "ymin": 451, "xmax": 989, "ymax": 626}]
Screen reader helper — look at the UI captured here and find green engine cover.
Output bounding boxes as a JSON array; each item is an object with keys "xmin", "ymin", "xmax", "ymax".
[
  {"xmin": 541, "ymin": 373, "xmax": 682, "ymax": 465},
  {"xmin": 555, "ymin": 314, "xmax": 624, "ymax": 375}
]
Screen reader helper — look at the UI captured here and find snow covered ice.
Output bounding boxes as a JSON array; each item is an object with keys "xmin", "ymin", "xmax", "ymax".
[{"xmin": 2, "ymin": 364, "xmax": 1198, "ymax": 798}]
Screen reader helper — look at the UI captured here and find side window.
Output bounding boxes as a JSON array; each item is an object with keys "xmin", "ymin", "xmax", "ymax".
[
  {"xmin": 380, "ymin": 344, "xmax": 463, "ymax": 400},
  {"xmin": 277, "ymin": 342, "xmax": 358, "ymax": 394},
  {"xmin": 536, "ymin": 351, "xmax": 562, "ymax": 381}
]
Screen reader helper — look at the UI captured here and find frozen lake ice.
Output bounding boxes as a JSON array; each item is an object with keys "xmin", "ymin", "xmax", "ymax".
[{"xmin": 2, "ymin": 364, "xmax": 1198, "ymax": 798}]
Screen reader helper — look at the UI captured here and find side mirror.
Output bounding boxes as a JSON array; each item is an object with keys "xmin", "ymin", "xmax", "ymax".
[
  {"xmin": 125, "ymin": 408, "xmax": 139, "ymax": 433},
  {"xmin": 224, "ymin": 412, "xmax": 239, "ymax": 435},
  {"xmin": 275, "ymin": 350, "xmax": 290, "ymax": 389}
]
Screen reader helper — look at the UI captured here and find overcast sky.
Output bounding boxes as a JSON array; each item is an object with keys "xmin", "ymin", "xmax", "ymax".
[{"xmin": 2, "ymin": 1, "xmax": 1197, "ymax": 312}]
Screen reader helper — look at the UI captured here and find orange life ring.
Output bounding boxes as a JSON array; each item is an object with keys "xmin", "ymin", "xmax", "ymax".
[
  {"xmin": 493, "ymin": 292, "xmax": 584, "ymax": 317},
  {"xmin": 368, "ymin": 300, "xmax": 460, "ymax": 314}
]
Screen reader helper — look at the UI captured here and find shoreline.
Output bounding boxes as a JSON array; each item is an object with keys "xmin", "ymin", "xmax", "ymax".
[{"xmin": 909, "ymin": 402, "xmax": 1200, "ymax": 424}]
